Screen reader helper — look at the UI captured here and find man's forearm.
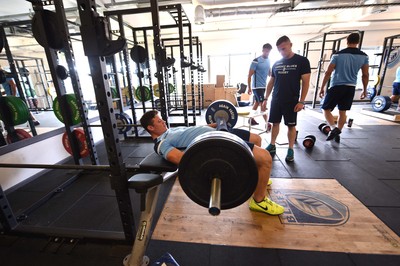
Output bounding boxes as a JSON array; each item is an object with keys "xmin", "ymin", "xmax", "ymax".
[{"xmin": 362, "ymin": 74, "xmax": 369, "ymax": 90}]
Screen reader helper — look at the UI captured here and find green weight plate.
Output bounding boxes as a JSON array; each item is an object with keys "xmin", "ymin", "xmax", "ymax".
[
  {"xmin": 53, "ymin": 94, "xmax": 81, "ymax": 125},
  {"xmin": 5, "ymin": 96, "xmax": 29, "ymax": 125},
  {"xmin": 135, "ymin": 86, "xmax": 151, "ymax": 102}
]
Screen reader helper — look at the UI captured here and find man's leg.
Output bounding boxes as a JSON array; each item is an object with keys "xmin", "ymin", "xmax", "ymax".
[
  {"xmin": 252, "ymin": 146, "xmax": 272, "ymax": 202},
  {"xmin": 249, "ymin": 132, "xmax": 262, "ymax": 147},
  {"xmin": 270, "ymin": 123, "xmax": 280, "ymax": 145},
  {"xmin": 337, "ymin": 110, "xmax": 347, "ymax": 130},
  {"xmin": 287, "ymin": 125, "xmax": 297, "ymax": 149},
  {"xmin": 323, "ymin": 109, "xmax": 336, "ymax": 128},
  {"xmin": 249, "ymin": 146, "xmax": 284, "ymax": 215},
  {"xmin": 261, "ymin": 100, "xmax": 268, "ymax": 122}
]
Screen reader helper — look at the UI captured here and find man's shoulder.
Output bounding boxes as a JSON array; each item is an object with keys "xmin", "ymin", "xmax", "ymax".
[{"xmin": 337, "ymin": 48, "xmax": 367, "ymax": 56}]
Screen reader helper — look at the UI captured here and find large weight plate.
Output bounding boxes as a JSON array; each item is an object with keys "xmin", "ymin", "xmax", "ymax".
[
  {"xmin": 179, "ymin": 131, "xmax": 258, "ymax": 210},
  {"xmin": 53, "ymin": 94, "xmax": 81, "ymax": 125},
  {"xmin": 130, "ymin": 45, "xmax": 148, "ymax": 64},
  {"xmin": 366, "ymin": 86, "xmax": 377, "ymax": 101},
  {"xmin": 135, "ymin": 86, "xmax": 151, "ymax": 102},
  {"xmin": 205, "ymin": 100, "xmax": 238, "ymax": 129},
  {"xmin": 115, "ymin": 113, "xmax": 132, "ymax": 134},
  {"xmin": 31, "ymin": 10, "xmax": 64, "ymax": 50},
  {"xmin": 62, "ymin": 128, "xmax": 89, "ymax": 158},
  {"xmin": 6, "ymin": 129, "xmax": 32, "ymax": 144},
  {"xmin": 371, "ymin": 96, "xmax": 391, "ymax": 112},
  {"xmin": 2, "ymin": 96, "xmax": 30, "ymax": 125},
  {"xmin": 153, "ymin": 83, "xmax": 175, "ymax": 98}
]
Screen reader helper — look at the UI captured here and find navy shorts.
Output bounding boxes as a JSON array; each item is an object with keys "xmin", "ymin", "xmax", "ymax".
[
  {"xmin": 268, "ymin": 100, "xmax": 297, "ymax": 126},
  {"xmin": 230, "ymin": 128, "xmax": 254, "ymax": 150},
  {"xmin": 322, "ymin": 85, "xmax": 355, "ymax": 111},
  {"xmin": 252, "ymin": 89, "xmax": 265, "ymax": 103},
  {"xmin": 393, "ymin": 82, "xmax": 400, "ymax": 95}
]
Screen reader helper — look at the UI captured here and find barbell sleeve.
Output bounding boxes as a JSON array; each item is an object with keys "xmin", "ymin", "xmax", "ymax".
[
  {"xmin": 209, "ymin": 177, "xmax": 221, "ymax": 216},
  {"xmin": 215, "ymin": 116, "xmax": 228, "ymax": 132}
]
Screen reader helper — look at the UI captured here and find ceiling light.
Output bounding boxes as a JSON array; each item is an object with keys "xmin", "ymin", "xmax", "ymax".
[{"xmin": 194, "ymin": 5, "xmax": 205, "ymax": 25}]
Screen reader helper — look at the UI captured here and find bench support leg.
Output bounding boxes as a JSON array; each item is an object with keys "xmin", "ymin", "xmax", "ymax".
[{"xmin": 124, "ymin": 186, "xmax": 160, "ymax": 266}]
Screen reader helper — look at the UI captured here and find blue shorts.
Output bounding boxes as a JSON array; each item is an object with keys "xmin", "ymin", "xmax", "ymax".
[
  {"xmin": 230, "ymin": 128, "xmax": 254, "ymax": 150},
  {"xmin": 322, "ymin": 85, "xmax": 355, "ymax": 111},
  {"xmin": 253, "ymin": 88, "xmax": 265, "ymax": 103},
  {"xmin": 393, "ymin": 82, "xmax": 400, "ymax": 95},
  {"xmin": 268, "ymin": 100, "xmax": 297, "ymax": 126}
]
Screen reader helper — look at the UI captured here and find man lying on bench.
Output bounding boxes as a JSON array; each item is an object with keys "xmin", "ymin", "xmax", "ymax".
[{"xmin": 140, "ymin": 110, "xmax": 284, "ymax": 216}]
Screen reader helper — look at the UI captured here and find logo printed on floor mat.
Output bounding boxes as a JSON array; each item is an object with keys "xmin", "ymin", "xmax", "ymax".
[{"xmin": 269, "ymin": 189, "xmax": 349, "ymax": 226}]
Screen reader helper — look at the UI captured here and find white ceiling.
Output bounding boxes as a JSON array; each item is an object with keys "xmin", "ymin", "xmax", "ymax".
[{"xmin": 0, "ymin": 0, "xmax": 399, "ymax": 42}]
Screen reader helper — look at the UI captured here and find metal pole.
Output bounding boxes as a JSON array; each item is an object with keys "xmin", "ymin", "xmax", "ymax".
[
  {"xmin": 209, "ymin": 178, "xmax": 221, "ymax": 216},
  {"xmin": 0, "ymin": 162, "xmax": 138, "ymax": 171}
]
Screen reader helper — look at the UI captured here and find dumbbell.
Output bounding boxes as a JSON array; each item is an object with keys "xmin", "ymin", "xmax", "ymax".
[
  {"xmin": 303, "ymin": 135, "xmax": 316, "ymax": 149},
  {"xmin": 205, "ymin": 100, "xmax": 238, "ymax": 132},
  {"xmin": 318, "ymin": 122, "xmax": 331, "ymax": 135}
]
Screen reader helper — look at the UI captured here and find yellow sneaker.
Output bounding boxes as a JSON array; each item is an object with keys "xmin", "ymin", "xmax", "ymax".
[
  {"xmin": 249, "ymin": 197, "xmax": 284, "ymax": 215},
  {"xmin": 268, "ymin": 179, "xmax": 272, "ymax": 186}
]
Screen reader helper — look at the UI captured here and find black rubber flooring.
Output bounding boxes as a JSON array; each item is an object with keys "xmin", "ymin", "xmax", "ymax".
[{"xmin": 1, "ymin": 106, "xmax": 400, "ymax": 265}]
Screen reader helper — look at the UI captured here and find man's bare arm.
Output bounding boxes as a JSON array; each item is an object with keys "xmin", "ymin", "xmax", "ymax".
[{"xmin": 166, "ymin": 148, "xmax": 184, "ymax": 165}]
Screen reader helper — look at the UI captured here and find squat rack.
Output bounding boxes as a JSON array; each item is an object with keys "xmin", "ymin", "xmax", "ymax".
[
  {"xmin": 303, "ymin": 30, "xmax": 364, "ymax": 108},
  {"xmin": 374, "ymin": 34, "xmax": 400, "ymax": 96},
  {"xmin": 104, "ymin": 4, "xmax": 195, "ymax": 128}
]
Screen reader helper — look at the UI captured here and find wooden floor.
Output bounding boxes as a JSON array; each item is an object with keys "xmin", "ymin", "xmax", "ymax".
[{"xmin": 152, "ymin": 178, "xmax": 400, "ymax": 255}]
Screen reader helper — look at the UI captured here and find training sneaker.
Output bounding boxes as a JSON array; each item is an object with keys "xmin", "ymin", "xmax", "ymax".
[
  {"xmin": 249, "ymin": 197, "xmax": 285, "ymax": 215},
  {"xmin": 266, "ymin": 144, "xmax": 276, "ymax": 156},
  {"xmin": 326, "ymin": 127, "xmax": 341, "ymax": 141},
  {"xmin": 334, "ymin": 135, "xmax": 340, "ymax": 143},
  {"xmin": 285, "ymin": 148, "xmax": 294, "ymax": 162}
]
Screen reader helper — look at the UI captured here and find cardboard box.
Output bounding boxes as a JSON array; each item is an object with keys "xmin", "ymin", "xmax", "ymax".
[
  {"xmin": 225, "ymin": 87, "xmax": 238, "ymax": 106},
  {"xmin": 203, "ymin": 86, "xmax": 215, "ymax": 108},
  {"xmin": 216, "ymin": 75, "xmax": 225, "ymax": 87},
  {"xmin": 240, "ymin": 93, "xmax": 250, "ymax": 101},
  {"xmin": 215, "ymin": 87, "xmax": 225, "ymax": 100}
]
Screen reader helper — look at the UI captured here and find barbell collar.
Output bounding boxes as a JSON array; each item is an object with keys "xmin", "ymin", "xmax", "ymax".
[{"xmin": 209, "ymin": 177, "xmax": 221, "ymax": 216}]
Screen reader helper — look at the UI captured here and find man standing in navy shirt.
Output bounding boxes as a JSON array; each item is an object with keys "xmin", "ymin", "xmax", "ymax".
[
  {"xmin": 319, "ymin": 33, "xmax": 369, "ymax": 141},
  {"xmin": 265, "ymin": 36, "xmax": 311, "ymax": 162},
  {"xmin": 247, "ymin": 43, "xmax": 272, "ymax": 126}
]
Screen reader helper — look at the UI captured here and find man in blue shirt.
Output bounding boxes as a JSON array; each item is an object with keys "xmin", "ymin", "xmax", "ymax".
[
  {"xmin": 247, "ymin": 43, "xmax": 272, "ymax": 126},
  {"xmin": 319, "ymin": 33, "xmax": 369, "ymax": 141},
  {"xmin": 140, "ymin": 110, "xmax": 284, "ymax": 216},
  {"xmin": 390, "ymin": 66, "xmax": 400, "ymax": 111},
  {"xmin": 265, "ymin": 36, "xmax": 311, "ymax": 162}
]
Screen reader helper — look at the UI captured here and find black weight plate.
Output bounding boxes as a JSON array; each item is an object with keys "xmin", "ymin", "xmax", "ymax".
[
  {"xmin": 32, "ymin": 10, "xmax": 64, "ymax": 50},
  {"xmin": 130, "ymin": 45, "xmax": 148, "ymax": 64},
  {"xmin": 303, "ymin": 135, "xmax": 316, "ymax": 149},
  {"xmin": 371, "ymin": 96, "xmax": 389, "ymax": 112},
  {"xmin": 205, "ymin": 100, "xmax": 238, "ymax": 129},
  {"xmin": 115, "ymin": 113, "xmax": 131, "ymax": 134},
  {"xmin": 56, "ymin": 65, "xmax": 68, "ymax": 80},
  {"xmin": 179, "ymin": 131, "xmax": 258, "ymax": 210}
]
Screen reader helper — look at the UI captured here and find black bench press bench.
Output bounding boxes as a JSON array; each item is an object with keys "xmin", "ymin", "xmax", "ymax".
[{"xmin": 124, "ymin": 152, "xmax": 178, "ymax": 266}]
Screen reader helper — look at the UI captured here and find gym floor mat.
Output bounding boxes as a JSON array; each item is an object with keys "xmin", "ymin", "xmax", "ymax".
[
  {"xmin": 152, "ymin": 178, "xmax": 400, "ymax": 255},
  {"xmin": 369, "ymin": 207, "xmax": 400, "ymax": 236},
  {"xmin": 318, "ymin": 161, "xmax": 400, "ymax": 207},
  {"xmin": 275, "ymin": 148, "xmax": 333, "ymax": 178}
]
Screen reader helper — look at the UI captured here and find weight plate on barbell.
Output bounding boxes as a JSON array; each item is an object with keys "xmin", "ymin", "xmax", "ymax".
[
  {"xmin": 56, "ymin": 65, "xmax": 69, "ymax": 80},
  {"xmin": 62, "ymin": 128, "xmax": 90, "ymax": 158},
  {"xmin": 115, "ymin": 112, "xmax": 132, "ymax": 134},
  {"xmin": 371, "ymin": 95, "xmax": 391, "ymax": 112},
  {"xmin": 135, "ymin": 86, "xmax": 151, "ymax": 102},
  {"xmin": 53, "ymin": 94, "xmax": 81, "ymax": 125},
  {"xmin": 2, "ymin": 96, "xmax": 30, "ymax": 126},
  {"xmin": 205, "ymin": 100, "xmax": 238, "ymax": 129},
  {"xmin": 366, "ymin": 86, "xmax": 377, "ymax": 101},
  {"xmin": 178, "ymin": 131, "xmax": 258, "ymax": 210},
  {"xmin": 303, "ymin": 135, "xmax": 316, "ymax": 149}
]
